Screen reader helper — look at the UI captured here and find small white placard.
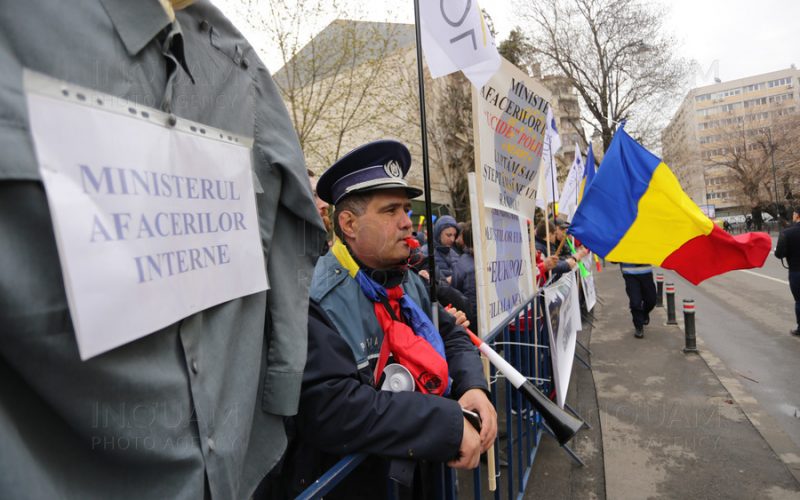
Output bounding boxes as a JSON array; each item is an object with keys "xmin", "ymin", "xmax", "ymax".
[
  {"xmin": 544, "ymin": 271, "xmax": 582, "ymax": 408},
  {"xmin": 24, "ymin": 70, "xmax": 268, "ymax": 360}
]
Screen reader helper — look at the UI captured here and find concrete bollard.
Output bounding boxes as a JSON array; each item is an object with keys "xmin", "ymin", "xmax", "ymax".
[
  {"xmin": 655, "ymin": 273, "xmax": 665, "ymax": 307},
  {"xmin": 682, "ymin": 299, "xmax": 698, "ymax": 353},
  {"xmin": 665, "ymin": 283, "xmax": 678, "ymax": 325}
]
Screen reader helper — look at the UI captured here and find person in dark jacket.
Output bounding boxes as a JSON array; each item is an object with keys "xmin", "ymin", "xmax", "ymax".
[
  {"xmin": 620, "ymin": 263, "xmax": 658, "ymax": 338},
  {"xmin": 454, "ymin": 221, "xmax": 469, "ymax": 254},
  {"xmin": 423, "ymin": 215, "xmax": 461, "ymax": 283},
  {"xmin": 534, "ymin": 220, "xmax": 583, "ymax": 283},
  {"xmin": 451, "ymin": 224, "xmax": 477, "ymax": 332},
  {"xmin": 278, "ymin": 140, "xmax": 497, "ymax": 499},
  {"xmin": 774, "ymin": 206, "xmax": 800, "ymax": 336},
  {"xmin": 553, "ymin": 216, "xmax": 576, "ymax": 258}
]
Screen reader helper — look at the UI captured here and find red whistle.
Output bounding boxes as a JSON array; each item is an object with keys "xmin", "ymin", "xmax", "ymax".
[{"xmin": 404, "ymin": 236, "xmax": 420, "ymax": 249}]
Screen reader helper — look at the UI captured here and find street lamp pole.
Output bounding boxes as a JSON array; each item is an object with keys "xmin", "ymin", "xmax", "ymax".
[{"xmin": 766, "ymin": 127, "xmax": 780, "ymax": 223}]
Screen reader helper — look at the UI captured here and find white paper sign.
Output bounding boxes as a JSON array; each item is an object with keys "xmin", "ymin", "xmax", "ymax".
[
  {"xmin": 557, "ymin": 143, "xmax": 585, "ymax": 220},
  {"xmin": 470, "ymin": 59, "xmax": 552, "ymax": 337},
  {"xmin": 472, "ymin": 205, "xmax": 535, "ymax": 336},
  {"xmin": 543, "ymin": 271, "xmax": 581, "ymax": 408},
  {"xmin": 24, "ymin": 71, "xmax": 268, "ymax": 360},
  {"xmin": 472, "ymin": 58, "xmax": 551, "ymax": 217}
]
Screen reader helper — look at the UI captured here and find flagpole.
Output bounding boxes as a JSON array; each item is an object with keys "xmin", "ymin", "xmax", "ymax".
[
  {"xmin": 413, "ymin": 0, "xmax": 438, "ymax": 317},
  {"xmin": 576, "ymin": 156, "xmax": 579, "ymax": 207},
  {"xmin": 548, "ymin": 133, "xmax": 558, "ymax": 217}
]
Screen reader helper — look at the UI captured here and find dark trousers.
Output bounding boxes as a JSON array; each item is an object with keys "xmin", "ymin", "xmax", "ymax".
[
  {"xmin": 789, "ymin": 271, "xmax": 800, "ymax": 328},
  {"xmin": 623, "ymin": 273, "xmax": 657, "ymax": 329}
]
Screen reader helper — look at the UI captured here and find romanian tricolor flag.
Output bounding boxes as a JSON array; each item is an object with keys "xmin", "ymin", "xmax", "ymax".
[{"xmin": 569, "ymin": 127, "xmax": 771, "ymax": 285}]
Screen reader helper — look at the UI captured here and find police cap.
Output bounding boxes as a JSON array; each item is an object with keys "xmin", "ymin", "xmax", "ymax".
[{"xmin": 316, "ymin": 139, "xmax": 423, "ymax": 205}]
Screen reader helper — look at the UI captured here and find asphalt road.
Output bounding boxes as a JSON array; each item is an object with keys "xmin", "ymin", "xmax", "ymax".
[{"xmin": 660, "ymin": 234, "xmax": 800, "ymax": 449}]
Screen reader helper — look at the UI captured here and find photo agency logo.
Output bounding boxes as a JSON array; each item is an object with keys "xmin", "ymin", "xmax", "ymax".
[
  {"xmin": 692, "ymin": 59, "xmax": 721, "ymax": 87},
  {"xmin": 599, "ymin": 400, "xmax": 725, "ymax": 452},
  {"xmin": 90, "ymin": 401, "xmax": 241, "ymax": 451}
]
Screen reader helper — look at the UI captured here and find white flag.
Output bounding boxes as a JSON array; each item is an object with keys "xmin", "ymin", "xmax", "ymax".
[
  {"xmin": 536, "ymin": 107, "xmax": 562, "ymax": 209},
  {"xmin": 418, "ymin": 1, "xmax": 501, "ymax": 88},
  {"xmin": 557, "ymin": 143, "xmax": 585, "ymax": 220}
]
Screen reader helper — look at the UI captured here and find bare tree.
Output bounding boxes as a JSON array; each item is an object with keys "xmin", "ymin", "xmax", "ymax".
[
  {"xmin": 521, "ymin": 0, "xmax": 690, "ymax": 151},
  {"xmin": 431, "ymin": 72, "xmax": 473, "ymax": 220},
  {"xmin": 246, "ymin": 0, "xmax": 405, "ymax": 167},
  {"xmin": 371, "ymin": 52, "xmax": 474, "ymax": 218},
  {"xmin": 497, "ymin": 27, "xmax": 537, "ymax": 80},
  {"xmin": 705, "ymin": 103, "xmax": 800, "ymax": 226}
]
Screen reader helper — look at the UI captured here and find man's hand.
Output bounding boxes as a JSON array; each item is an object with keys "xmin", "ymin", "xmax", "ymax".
[
  {"xmin": 447, "ymin": 417, "xmax": 481, "ymax": 469},
  {"xmin": 444, "ymin": 305, "xmax": 470, "ymax": 329},
  {"xmin": 543, "ymin": 255, "xmax": 559, "ymax": 271},
  {"xmin": 458, "ymin": 388, "xmax": 497, "ymax": 453},
  {"xmin": 418, "ymin": 269, "xmax": 430, "ymax": 281}
]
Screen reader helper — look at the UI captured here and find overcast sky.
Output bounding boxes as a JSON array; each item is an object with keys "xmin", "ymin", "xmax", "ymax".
[{"xmin": 213, "ymin": 0, "xmax": 799, "ymax": 87}]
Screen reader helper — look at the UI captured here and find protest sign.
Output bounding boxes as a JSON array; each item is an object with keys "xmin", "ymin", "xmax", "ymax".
[
  {"xmin": 470, "ymin": 57, "xmax": 552, "ymax": 336},
  {"xmin": 25, "ymin": 71, "xmax": 267, "ymax": 359},
  {"xmin": 543, "ymin": 271, "xmax": 581, "ymax": 408}
]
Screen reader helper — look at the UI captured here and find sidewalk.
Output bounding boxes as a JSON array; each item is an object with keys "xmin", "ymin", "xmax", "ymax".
[{"xmin": 523, "ymin": 269, "xmax": 800, "ymax": 499}]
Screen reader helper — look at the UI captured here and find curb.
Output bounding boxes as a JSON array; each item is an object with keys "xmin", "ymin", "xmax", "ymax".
[
  {"xmin": 668, "ymin": 306, "xmax": 800, "ymax": 485},
  {"xmin": 692, "ymin": 334, "xmax": 800, "ymax": 486}
]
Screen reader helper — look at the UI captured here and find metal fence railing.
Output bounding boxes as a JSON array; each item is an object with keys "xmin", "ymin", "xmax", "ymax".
[{"xmin": 296, "ymin": 293, "xmax": 564, "ymax": 500}]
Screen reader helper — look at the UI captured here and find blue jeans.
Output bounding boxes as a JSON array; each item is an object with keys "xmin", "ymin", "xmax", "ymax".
[{"xmin": 789, "ymin": 271, "xmax": 800, "ymax": 328}]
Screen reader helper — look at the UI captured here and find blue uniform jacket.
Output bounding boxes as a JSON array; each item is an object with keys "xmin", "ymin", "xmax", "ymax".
[{"xmin": 277, "ymin": 251, "xmax": 488, "ymax": 498}]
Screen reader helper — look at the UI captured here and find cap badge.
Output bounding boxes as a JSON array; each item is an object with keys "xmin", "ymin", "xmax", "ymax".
[{"xmin": 384, "ymin": 160, "xmax": 402, "ymax": 178}]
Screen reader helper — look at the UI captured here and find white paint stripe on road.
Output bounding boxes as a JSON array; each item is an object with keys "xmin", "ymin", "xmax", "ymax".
[{"xmin": 738, "ymin": 269, "xmax": 789, "ymax": 285}]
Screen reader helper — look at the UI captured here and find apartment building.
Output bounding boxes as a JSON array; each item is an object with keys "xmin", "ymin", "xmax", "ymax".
[
  {"xmin": 540, "ymin": 74, "xmax": 589, "ymax": 172},
  {"xmin": 662, "ymin": 67, "xmax": 800, "ymax": 216}
]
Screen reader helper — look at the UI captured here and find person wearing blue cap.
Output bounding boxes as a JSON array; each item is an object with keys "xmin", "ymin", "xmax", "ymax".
[
  {"xmin": 274, "ymin": 140, "xmax": 497, "ymax": 499},
  {"xmin": 421, "ymin": 214, "xmax": 461, "ymax": 284}
]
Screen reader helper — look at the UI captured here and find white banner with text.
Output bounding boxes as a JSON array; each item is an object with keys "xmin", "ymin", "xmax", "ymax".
[
  {"xmin": 25, "ymin": 71, "xmax": 267, "ymax": 360},
  {"xmin": 470, "ymin": 58, "xmax": 552, "ymax": 336}
]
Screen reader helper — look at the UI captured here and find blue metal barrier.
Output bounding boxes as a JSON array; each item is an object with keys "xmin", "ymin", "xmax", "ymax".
[
  {"xmin": 295, "ymin": 454, "xmax": 367, "ymax": 500},
  {"xmin": 296, "ymin": 294, "xmax": 553, "ymax": 500}
]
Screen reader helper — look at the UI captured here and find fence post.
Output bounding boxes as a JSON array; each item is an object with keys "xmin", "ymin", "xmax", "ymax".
[
  {"xmin": 682, "ymin": 299, "xmax": 698, "ymax": 353},
  {"xmin": 665, "ymin": 283, "xmax": 678, "ymax": 325},
  {"xmin": 655, "ymin": 273, "xmax": 664, "ymax": 307}
]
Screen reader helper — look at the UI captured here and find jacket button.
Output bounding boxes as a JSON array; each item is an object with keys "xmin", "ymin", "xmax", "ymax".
[
  {"xmin": 241, "ymin": 58, "xmax": 249, "ymax": 69},
  {"xmin": 334, "ymin": 269, "xmax": 341, "ymax": 274},
  {"xmin": 191, "ymin": 359, "xmax": 199, "ymax": 374},
  {"xmin": 199, "ymin": 20, "xmax": 210, "ymax": 32},
  {"xmin": 407, "ymin": 449, "xmax": 414, "ymax": 457},
  {"xmin": 207, "ymin": 437, "xmax": 215, "ymax": 452}
]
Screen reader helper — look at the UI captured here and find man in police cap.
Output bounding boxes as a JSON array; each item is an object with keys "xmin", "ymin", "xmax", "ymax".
[{"xmin": 279, "ymin": 140, "xmax": 497, "ymax": 498}]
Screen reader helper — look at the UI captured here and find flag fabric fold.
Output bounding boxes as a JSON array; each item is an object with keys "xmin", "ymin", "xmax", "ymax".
[
  {"xmin": 418, "ymin": 1, "xmax": 501, "ymax": 88},
  {"xmin": 569, "ymin": 127, "xmax": 771, "ymax": 285},
  {"xmin": 557, "ymin": 143, "xmax": 584, "ymax": 220},
  {"xmin": 536, "ymin": 107, "xmax": 562, "ymax": 210}
]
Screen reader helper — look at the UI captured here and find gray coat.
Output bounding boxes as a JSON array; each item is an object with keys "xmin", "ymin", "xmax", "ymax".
[{"xmin": 0, "ymin": 1, "xmax": 324, "ymax": 498}]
